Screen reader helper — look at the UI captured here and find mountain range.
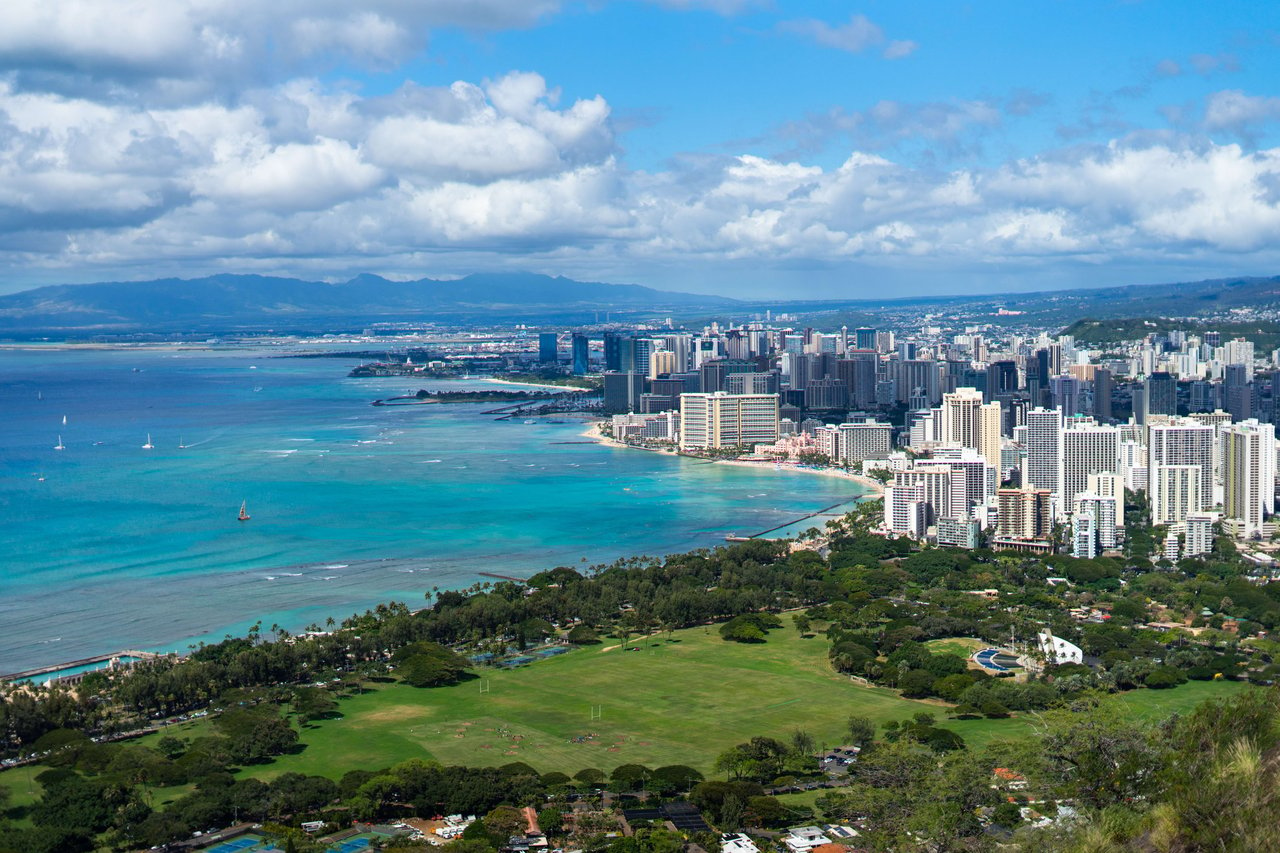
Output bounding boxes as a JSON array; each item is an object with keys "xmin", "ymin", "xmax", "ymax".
[{"xmin": 0, "ymin": 272, "xmax": 738, "ymax": 334}]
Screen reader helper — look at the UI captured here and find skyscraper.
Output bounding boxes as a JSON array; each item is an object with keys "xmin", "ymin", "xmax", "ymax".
[
  {"xmin": 1222, "ymin": 419, "xmax": 1277, "ymax": 539},
  {"xmin": 1148, "ymin": 419, "xmax": 1215, "ymax": 512},
  {"xmin": 1150, "ymin": 464, "xmax": 1201, "ymax": 526},
  {"xmin": 1145, "ymin": 372, "xmax": 1177, "ymax": 417},
  {"xmin": 940, "ymin": 387, "xmax": 1002, "ymax": 469},
  {"xmin": 1092, "ymin": 367, "xmax": 1113, "ymax": 420},
  {"xmin": 1025, "ymin": 408, "xmax": 1064, "ymax": 516},
  {"xmin": 539, "ymin": 332, "xmax": 558, "ymax": 364},
  {"xmin": 1225, "ymin": 363, "xmax": 1252, "ymax": 422},
  {"xmin": 571, "ymin": 333, "xmax": 589, "ymax": 376},
  {"xmin": 1062, "ymin": 421, "xmax": 1120, "ymax": 515}
]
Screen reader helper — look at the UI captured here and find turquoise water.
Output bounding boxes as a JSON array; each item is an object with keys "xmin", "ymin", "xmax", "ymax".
[{"xmin": 0, "ymin": 345, "xmax": 867, "ymax": 673}]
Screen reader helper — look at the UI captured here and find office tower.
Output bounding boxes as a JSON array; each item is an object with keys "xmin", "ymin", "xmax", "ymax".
[
  {"xmin": 855, "ymin": 327, "xmax": 878, "ymax": 350},
  {"xmin": 631, "ymin": 338, "xmax": 655, "ymax": 376},
  {"xmin": 893, "ymin": 359, "xmax": 940, "ymax": 406},
  {"xmin": 658, "ymin": 334, "xmax": 694, "ymax": 373},
  {"xmin": 837, "ymin": 421, "xmax": 892, "ymax": 464},
  {"xmin": 539, "ymin": 332, "xmax": 558, "ymax": 364},
  {"xmin": 790, "ymin": 353, "xmax": 818, "ymax": 391},
  {"xmin": 602, "ymin": 372, "xmax": 645, "ymax": 415},
  {"xmin": 1184, "ymin": 512, "xmax": 1218, "ymax": 557},
  {"xmin": 1025, "ymin": 408, "xmax": 1064, "ymax": 514},
  {"xmin": 1222, "ymin": 419, "xmax": 1277, "ymax": 538},
  {"xmin": 940, "ymin": 387, "xmax": 1002, "ymax": 469},
  {"xmin": 1189, "ymin": 380, "xmax": 1217, "ymax": 413},
  {"xmin": 884, "ymin": 482, "xmax": 929, "ymax": 538},
  {"xmin": 725, "ymin": 372, "xmax": 777, "ymax": 395},
  {"xmin": 990, "ymin": 360, "xmax": 1019, "ymax": 397},
  {"xmin": 1062, "ymin": 421, "xmax": 1120, "ymax": 514},
  {"xmin": 1150, "ymin": 464, "xmax": 1202, "ymax": 526},
  {"xmin": 805, "ymin": 377, "xmax": 849, "ymax": 410},
  {"xmin": 700, "ymin": 358, "xmax": 755, "ymax": 394},
  {"xmin": 648, "ymin": 349, "xmax": 679, "ymax": 379},
  {"xmin": 897, "ymin": 342, "xmax": 918, "ymax": 360},
  {"xmin": 1148, "ymin": 420, "xmax": 1214, "ymax": 511},
  {"xmin": 603, "ymin": 333, "xmax": 626, "ymax": 372},
  {"xmin": 1145, "ymin": 372, "xmax": 1177, "ymax": 417},
  {"xmin": 1051, "ymin": 375, "xmax": 1082, "ymax": 419},
  {"xmin": 678, "ymin": 392, "xmax": 780, "ymax": 450},
  {"xmin": 1092, "ymin": 368, "xmax": 1113, "ymax": 420},
  {"xmin": 571, "ymin": 333, "xmax": 589, "ymax": 376},
  {"xmin": 996, "ymin": 487, "xmax": 1053, "ymax": 543},
  {"xmin": 1225, "ymin": 363, "xmax": 1252, "ymax": 422},
  {"xmin": 839, "ymin": 351, "xmax": 878, "ymax": 409}
]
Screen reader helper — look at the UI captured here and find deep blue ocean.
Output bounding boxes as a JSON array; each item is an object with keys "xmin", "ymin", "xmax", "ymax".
[{"xmin": 0, "ymin": 345, "xmax": 867, "ymax": 673}]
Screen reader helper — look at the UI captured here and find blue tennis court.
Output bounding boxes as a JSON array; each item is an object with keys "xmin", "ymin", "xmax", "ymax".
[
  {"xmin": 328, "ymin": 837, "xmax": 372, "ymax": 853},
  {"xmin": 207, "ymin": 839, "xmax": 263, "ymax": 853}
]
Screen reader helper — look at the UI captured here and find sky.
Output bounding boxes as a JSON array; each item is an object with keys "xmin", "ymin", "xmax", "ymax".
[{"xmin": 2, "ymin": 1, "xmax": 1280, "ymax": 299}]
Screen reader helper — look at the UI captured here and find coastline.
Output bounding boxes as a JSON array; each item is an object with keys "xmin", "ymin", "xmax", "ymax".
[
  {"xmin": 486, "ymin": 377, "xmax": 591, "ymax": 392},
  {"xmin": 579, "ymin": 421, "xmax": 886, "ymax": 495}
]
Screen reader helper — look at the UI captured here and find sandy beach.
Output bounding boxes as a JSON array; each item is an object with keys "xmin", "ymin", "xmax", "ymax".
[{"xmin": 580, "ymin": 421, "xmax": 885, "ymax": 495}]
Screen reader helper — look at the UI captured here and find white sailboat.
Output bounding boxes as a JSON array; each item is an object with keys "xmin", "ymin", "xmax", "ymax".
[
  {"xmin": 142, "ymin": 434, "xmax": 154, "ymax": 449},
  {"xmin": 62, "ymin": 414, "xmax": 67, "ymax": 425},
  {"xmin": 178, "ymin": 436, "xmax": 186, "ymax": 449},
  {"xmin": 54, "ymin": 435, "xmax": 65, "ymax": 451}
]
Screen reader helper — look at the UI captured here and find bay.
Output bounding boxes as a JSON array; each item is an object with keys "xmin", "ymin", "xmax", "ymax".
[{"xmin": 0, "ymin": 345, "xmax": 867, "ymax": 673}]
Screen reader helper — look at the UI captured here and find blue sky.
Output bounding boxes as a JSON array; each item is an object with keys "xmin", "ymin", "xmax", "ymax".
[{"xmin": 1, "ymin": 1, "xmax": 1279, "ymax": 298}]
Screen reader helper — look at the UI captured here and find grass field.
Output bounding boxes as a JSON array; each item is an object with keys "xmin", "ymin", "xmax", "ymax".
[
  {"xmin": 0, "ymin": 632, "xmax": 1258, "ymax": 805},
  {"xmin": 923, "ymin": 637, "xmax": 988, "ymax": 657}
]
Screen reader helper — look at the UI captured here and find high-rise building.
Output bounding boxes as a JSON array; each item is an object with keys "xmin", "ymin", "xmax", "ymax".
[
  {"xmin": 894, "ymin": 467, "xmax": 955, "ymax": 523},
  {"xmin": 884, "ymin": 482, "xmax": 928, "ymax": 538},
  {"xmin": 678, "ymin": 392, "xmax": 780, "ymax": 450},
  {"xmin": 806, "ymin": 377, "xmax": 849, "ymax": 410},
  {"xmin": 1145, "ymin": 372, "xmax": 1177, "ymax": 417},
  {"xmin": 837, "ymin": 421, "xmax": 892, "ymax": 464},
  {"xmin": 940, "ymin": 387, "xmax": 1003, "ymax": 469},
  {"xmin": 855, "ymin": 327, "xmax": 878, "ymax": 350},
  {"xmin": 893, "ymin": 359, "xmax": 940, "ymax": 406},
  {"xmin": 539, "ymin": 332, "xmax": 558, "ymax": 364},
  {"xmin": 1062, "ymin": 421, "xmax": 1120, "ymax": 515},
  {"xmin": 1150, "ymin": 464, "xmax": 1202, "ymax": 526},
  {"xmin": 1025, "ymin": 408, "xmax": 1064, "ymax": 515},
  {"xmin": 1223, "ymin": 338, "xmax": 1255, "ymax": 380},
  {"xmin": 996, "ymin": 487, "xmax": 1053, "ymax": 544},
  {"xmin": 1225, "ymin": 363, "xmax": 1252, "ymax": 422},
  {"xmin": 571, "ymin": 333, "xmax": 590, "ymax": 376},
  {"xmin": 648, "ymin": 349, "xmax": 679, "ymax": 380},
  {"xmin": 918, "ymin": 449, "xmax": 996, "ymax": 519},
  {"xmin": 603, "ymin": 332, "xmax": 626, "ymax": 372},
  {"xmin": 1148, "ymin": 419, "xmax": 1215, "ymax": 511},
  {"xmin": 1222, "ymin": 419, "xmax": 1277, "ymax": 538},
  {"xmin": 1074, "ymin": 492, "xmax": 1119, "ymax": 553},
  {"xmin": 838, "ymin": 352, "xmax": 878, "ymax": 409},
  {"xmin": 602, "ymin": 372, "xmax": 645, "ymax": 415},
  {"xmin": 1184, "ymin": 512, "xmax": 1218, "ymax": 557},
  {"xmin": 725, "ymin": 372, "xmax": 777, "ymax": 395},
  {"xmin": 1093, "ymin": 368, "xmax": 1114, "ymax": 420}
]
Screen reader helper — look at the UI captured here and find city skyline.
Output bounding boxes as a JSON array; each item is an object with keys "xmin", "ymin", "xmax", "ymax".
[{"xmin": 2, "ymin": 2, "xmax": 1280, "ymax": 297}]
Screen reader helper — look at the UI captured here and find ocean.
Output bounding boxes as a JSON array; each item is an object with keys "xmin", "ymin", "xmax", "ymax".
[{"xmin": 0, "ymin": 345, "xmax": 868, "ymax": 673}]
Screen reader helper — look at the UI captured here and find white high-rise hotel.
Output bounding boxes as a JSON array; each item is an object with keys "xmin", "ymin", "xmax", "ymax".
[
  {"xmin": 1222, "ymin": 419, "xmax": 1277, "ymax": 538},
  {"xmin": 1025, "ymin": 408, "xmax": 1064, "ymax": 516},
  {"xmin": 1148, "ymin": 419, "xmax": 1215, "ymax": 525}
]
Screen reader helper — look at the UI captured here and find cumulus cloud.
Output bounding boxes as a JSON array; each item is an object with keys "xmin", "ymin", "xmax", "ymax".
[
  {"xmin": 1203, "ymin": 89, "xmax": 1280, "ymax": 134},
  {"xmin": 0, "ymin": 0, "xmax": 562, "ymax": 94},
  {"xmin": 2, "ymin": 60, "xmax": 1280, "ymax": 289}
]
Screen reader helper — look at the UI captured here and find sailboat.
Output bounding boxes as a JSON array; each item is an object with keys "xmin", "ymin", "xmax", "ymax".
[
  {"xmin": 54, "ymin": 435, "xmax": 65, "ymax": 451},
  {"xmin": 178, "ymin": 436, "xmax": 186, "ymax": 449},
  {"xmin": 238, "ymin": 500, "xmax": 251, "ymax": 522},
  {"xmin": 62, "ymin": 414, "xmax": 67, "ymax": 425},
  {"xmin": 142, "ymin": 434, "xmax": 154, "ymax": 449}
]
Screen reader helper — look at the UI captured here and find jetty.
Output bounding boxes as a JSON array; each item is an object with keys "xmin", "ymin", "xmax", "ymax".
[
  {"xmin": 1, "ymin": 649, "xmax": 164, "ymax": 686},
  {"xmin": 725, "ymin": 500, "xmax": 858, "ymax": 542}
]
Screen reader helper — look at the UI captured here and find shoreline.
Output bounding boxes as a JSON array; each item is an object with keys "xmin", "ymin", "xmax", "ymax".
[
  {"xmin": 486, "ymin": 377, "xmax": 592, "ymax": 392},
  {"xmin": 579, "ymin": 421, "xmax": 886, "ymax": 495}
]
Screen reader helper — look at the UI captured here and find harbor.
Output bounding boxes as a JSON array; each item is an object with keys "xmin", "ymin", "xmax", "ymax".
[{"xmin": 1, "ymin": 650, "xmax": 163, "ymax": 686}]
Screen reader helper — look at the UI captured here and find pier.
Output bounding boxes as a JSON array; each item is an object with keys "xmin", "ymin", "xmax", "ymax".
[
  {"xmin": 1, "ymin": 649, "xmax": 164, "ymax": 686},
  {"xmin": 726, "ymin": 499, "xmax": 860, "ymax": 541}
]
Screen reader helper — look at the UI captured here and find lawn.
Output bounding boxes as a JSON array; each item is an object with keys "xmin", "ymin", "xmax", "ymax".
[
  {"xmin": 923, "ymin": 637, "xmax": 988, "ymax": 657},
  {"xmin": 230, "ymin": 627, "xmax": 987, "ymax": 780},
  {"xmin": 2, "ymin": 634, "xmax": 1257, "ymax": 796}
]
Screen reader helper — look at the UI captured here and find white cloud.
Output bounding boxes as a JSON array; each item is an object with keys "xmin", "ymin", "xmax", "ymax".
[
  {"xmin": 1204, "ymin": 89, "xmax": 1280, "ymax": 132},
  {"xmin": 778, "ymin": 14, "xmax": 885, "ymax": 54},
  {"xmin": 883, "ymin": 40, "xmax": 918, "ymax": 60},
  {"xmin": 3, "ymin": 66, "xmax": 1280, "ymax": 290}
]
